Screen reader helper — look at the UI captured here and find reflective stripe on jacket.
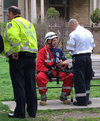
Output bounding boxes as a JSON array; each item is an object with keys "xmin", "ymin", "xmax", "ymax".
[
  {"xmin": 4, "ymin": 17, "xmax": 38, "ymax": 57},
  {"xmin": 36, "ymin": 45, "xmax": 55, "ymax": 72}
]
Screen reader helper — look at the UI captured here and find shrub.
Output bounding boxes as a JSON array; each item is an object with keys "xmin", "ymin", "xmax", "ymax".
[
  {"xmin": 90, "ymin": 8, "xmax": 100, "ymax": 26},
  {"xmin": 34, "ymin": 23, "xmax": 48, "ymax": 50},
  {"xmin": 34, "ymin": 18, "xmax": 70, "ymax": 51},
  {"xmin": 46, "ymin": 7, "xmax": 60, "ymax": 19},
  {"xmin": 0, "ymin": 22, "xmax": 6, "ymax": 37}
]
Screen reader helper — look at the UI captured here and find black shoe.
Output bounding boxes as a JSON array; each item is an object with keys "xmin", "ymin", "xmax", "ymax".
[
  {"xmin": 60, "ymin": 92, "xmax": 70, "ymax": 104},
  {"xmin": 88, "ymin": 100, "xmax": 92, "ymax": 105},
  {"xmin": 60, "ymin": 96, "xmax": 67, "ymax": 101},
  {"xmin": 8, "ymin": 113, "xmax": 25, "ymax": 118},
  {"xmin": 29, "ymin": 115, "xmax": 36, "ymax": 118},
  {"xmin": 73, "ymin": 101, "xmax": 87, "ymax": 106},
  {"xmin": 41, "ymin": 93, "xmax": 46, "ymax": 101},
  {"xmin": 60, "ymin": 96, "xmax": 70, "ymax": 104},
  {"xmin": 40, "ymin": 93, "xmax": 46, "ymax": 106},
  {"xmin": 73, "ymin": 100, "xmax": 92, "ymax": 106},
  {"xmin": 8, "ymin": 113, "xmax": 15, "ymax": 118}
]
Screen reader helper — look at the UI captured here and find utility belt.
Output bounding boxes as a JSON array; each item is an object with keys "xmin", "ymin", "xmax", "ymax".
[
  {"xmin": 72, "ymin": 53, "xmax": 91, "ymax": 57},
  {"xmin": 45, "ymin": 65, "xmax": 57, "ymax": 70},
  {"xmin": 19, "ymin": 52, "xmax": 36, "ymax": 58},
  {"xmin": 45, "ymin": 65, "xmax": 73, "ymax": 84},
  {"xmin": 9, "ymin": 52, "xmax": 36, "ymax": 59}
]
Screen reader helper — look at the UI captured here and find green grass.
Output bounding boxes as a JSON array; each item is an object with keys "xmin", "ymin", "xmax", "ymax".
[
  {"xmin": 0, "ymin": 54, "xmax": 100, "ymax": 101},
  {"xmin": 64, "ymin": 53, "xmax": 72, "ymax": 59},
  {"xmin": 0, "ymin": 55, "xmax": 14, "ymax": 101},
  {"xmin": 0, "ymin": 106, "xmax": 100, "ymax": 121}
]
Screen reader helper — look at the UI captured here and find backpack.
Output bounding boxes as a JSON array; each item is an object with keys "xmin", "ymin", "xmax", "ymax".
[{"xmin": 0, "ymin": 35, "xmax": 4, "ymax": 53}]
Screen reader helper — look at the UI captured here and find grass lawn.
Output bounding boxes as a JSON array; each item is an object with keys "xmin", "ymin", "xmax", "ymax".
[
  {"xmin": 0, "ymin": 103, "xmax": 100, "ymax": 121},
  {"xmin": 0, "ymin": 54, "xmax": 100, "ymax": 121},
  {"xmin": 0, "ymin": 54, "xmax": 100, "ymax": 101}
]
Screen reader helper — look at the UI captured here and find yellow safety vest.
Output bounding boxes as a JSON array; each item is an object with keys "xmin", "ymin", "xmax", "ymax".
[{"xmin": 3, "ymin": 17, "xmax": 38, "ymax": 57}]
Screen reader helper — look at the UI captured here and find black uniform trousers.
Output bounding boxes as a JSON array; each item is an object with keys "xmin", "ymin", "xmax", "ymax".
[
  {"xmin": 9, "ymin": 53, "xmax": 37, "ymax": 118},
  {"xmin": 72, "ymin": 53, "xmax": 93, "ymax": 105}
]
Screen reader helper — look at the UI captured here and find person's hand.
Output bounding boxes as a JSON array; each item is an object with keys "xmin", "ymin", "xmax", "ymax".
[
  {"xmin": 45, "ymin": 70, "xmax": 53, "ymax": 78},
  {"xmin": 12, "ymin": 53, "xmax": 19, "ymax": 60},
  {"xmin": 58, "ymin": 60, "xmax": 69, "ymax": 66},
  {"xmin": 57, "ymin": 60, "xmax": 64, "ymax": 66}
]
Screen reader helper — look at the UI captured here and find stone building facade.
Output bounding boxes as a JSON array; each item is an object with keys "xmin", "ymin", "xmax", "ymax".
[
  {"xmin": 0, "ymin": 0, "xmax": 3, "ymax": 22},
  {"xmin": 0, "ymin": 0, "xmax": 100, "ymax": 53},
  {"xmin": 72, "ymin": 0, "xmax": 89, "ymax": 25},
  {"xmin": 0, "ymin": 0, "xmax": 100, "ymax": 25}
]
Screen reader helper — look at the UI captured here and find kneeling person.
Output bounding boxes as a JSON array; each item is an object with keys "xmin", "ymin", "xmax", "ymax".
[{"xmin": 36, "ymin": 32, "xmax": 73, "ymax": 106}]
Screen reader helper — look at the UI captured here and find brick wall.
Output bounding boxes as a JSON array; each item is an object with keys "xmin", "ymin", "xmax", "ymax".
[
  {"xmin": 29, "ymin": 0, "xmax": 31, "ymax": 22},
  {"xmin": 44, "ymin": 0, "xmax": 49, "ymax": 19},
  {"xmin": 37, "ymin": 0, "xmax": 41, "ymax": 19},
  {"xmin": 0, "ymin": 0, "xmax": 3, "ymax": 22},
  {"xmin": 92, "ymin": 27, "xmax": 100, "ymax": 54},
  {"xmin": 19, "ymin": 0, "xmax": 23, "ymax": 17},
  {"xmin": 72, "ymin": 0, "xmax": 89, "ymax": 25},
  {"xmin": 91, "ymin": 0, "xmax": 98, "ymax": 11},
  {"xmin": 0, "ymin": 0, "xmax": 99, "ymax": 24}
]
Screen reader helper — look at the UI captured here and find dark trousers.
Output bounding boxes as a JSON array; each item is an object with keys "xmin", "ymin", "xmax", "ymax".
[
  {"xmin": 9, "ymin": 55, "xmax": 37, "ymax": 118},
  {"xmin": 72, "ymin": 53, "xmax": 92, "ymax": 105}
]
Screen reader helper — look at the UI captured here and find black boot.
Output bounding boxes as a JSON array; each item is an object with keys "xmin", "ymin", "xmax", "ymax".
[{"xmin": 40, "ymin": 93, "xmax": 46, "ymax": 106}]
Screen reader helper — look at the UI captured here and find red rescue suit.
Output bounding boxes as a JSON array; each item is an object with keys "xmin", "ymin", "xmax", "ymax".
[{"xmin": 36, "ymin": 45, "xmax": 73, "ymax": 96}]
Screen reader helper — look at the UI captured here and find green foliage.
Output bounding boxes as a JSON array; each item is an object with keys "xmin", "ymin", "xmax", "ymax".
[
  {"xmin": 0, "ymin": 22, "xmax": 6, "ymax": 27},
  {"xmin": 0, "ymin": 54, "xmax": 100, "ymax": 121},
  {"xmin": 0, "ymin": 102, "xmax": 9, "ymax": 111},
  {"xmin": 46, "ymin": 7, "xmax": 60, "ymax": 19},
  {"xmin": 64, "ymin": 53, "xmax": 72, "ymax": 59},
  {"xmin": 1, "ymin": 101, "xmax": 100, "ymax": 120},
  {"xmin": 90, "ymin": 8, "xmax": 100, "ymax": 26},
  {"xmin": 0, "ymin": 113, "xmax": 28, "ymax": 121},
  {"xmin": 77, "ymin": 117, "xmax": 100, "ymax": 121},
  {"xmin": 0, "ymin": 54, "xmax": 100, "ymax": 102},
  {"xmin": 81, "ymin": 108, "xmax": 100, "ymax": 113},
  {"xmin": 0, "ymin": 56, "xmax": 14, "ymax": 101},
  {"xmin": 0, "ymin": 22, "xmax": 6, "ymax": 37}
]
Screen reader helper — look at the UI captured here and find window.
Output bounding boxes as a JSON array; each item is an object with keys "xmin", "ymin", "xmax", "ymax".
[
  {"xmin": 49, "ymin": 0, "xmax": 70, "ymax": 5},
  {"xmin": 49, "ymin": 0, "xmax": 70, "ymax": 21},
  {"xmin": 3, "ymin": 0, "xmax": 18, "ymax": 22}
]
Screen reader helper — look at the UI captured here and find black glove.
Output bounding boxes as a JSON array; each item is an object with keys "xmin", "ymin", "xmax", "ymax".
[
  {"xmin": 92, "ymin": 70, "xmax": 95, "ymax": 77},
  {"xmin": 64, "ymin": 66, "xmax": 73, "ymax": 74},
  {"xmin": 45, "ymin": 70, "xmax": 53, "ymax": 78}
]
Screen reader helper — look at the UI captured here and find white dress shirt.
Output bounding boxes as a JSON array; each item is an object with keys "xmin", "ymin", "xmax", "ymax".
[{"xmin": 66, "ymin": 25, "xmax": 96, "ymax": 56}]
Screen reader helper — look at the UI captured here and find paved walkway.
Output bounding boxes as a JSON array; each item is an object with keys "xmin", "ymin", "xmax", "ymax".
[
  {"xmin": 2, "ymin": 98, "xmax": 100, "ymax": 111},
  {"xmin": 91, "ymin": 54, "xmax": 100, "ymax": 59}
]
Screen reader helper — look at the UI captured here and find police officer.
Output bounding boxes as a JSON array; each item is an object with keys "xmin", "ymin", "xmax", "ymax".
[
  {"xmin": 66, "ymin": 19, "xmax": 95, "ymax": 106},
  {"xmin": 3, "ymin": 6, "xmax": 38, "ymax": 118},
  {"xmin": 36, "ymin": 32, "xmax": 73, "ymax": 106}
]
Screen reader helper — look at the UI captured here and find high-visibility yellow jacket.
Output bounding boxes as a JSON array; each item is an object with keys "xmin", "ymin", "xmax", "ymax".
[{"xmin": 4, "ymin": 17, "xmax": 38, "ymax": 57}]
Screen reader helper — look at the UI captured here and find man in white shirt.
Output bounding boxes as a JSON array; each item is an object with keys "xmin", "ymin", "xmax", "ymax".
[{"xmin": 66, "ymin": 19, "xmax": 95, "ymax": 106}]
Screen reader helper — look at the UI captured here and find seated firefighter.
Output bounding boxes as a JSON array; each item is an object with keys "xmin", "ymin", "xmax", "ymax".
[{"xmin": 36, "ymin": 32, "xmax": 73, "ymax": 106}]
